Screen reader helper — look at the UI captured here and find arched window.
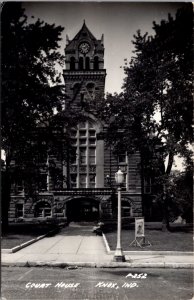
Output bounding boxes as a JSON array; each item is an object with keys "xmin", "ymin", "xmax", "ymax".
[
  {"xmin": 85, "ymin": 57, "xmax": 90, "ymax": 70},
  {"xmin": 94, "ymin": 56, "xmax": 99, "ymax": 70},
  {"xmin": 70, "ymin": 57, "xmax": 75, "ymax": 70},
  {"xmin": 79, "ymin": 57, "xmax": 84, "ymax": 70}
]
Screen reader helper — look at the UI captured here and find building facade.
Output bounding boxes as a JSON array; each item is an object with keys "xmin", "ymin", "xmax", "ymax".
[{"xmin": 8, "ymin": 22, "xmax": 146, "ymax": 224}]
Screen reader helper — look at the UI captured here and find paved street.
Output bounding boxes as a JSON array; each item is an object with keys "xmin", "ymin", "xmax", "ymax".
[{"xmin": 1, "ymin": 267, "xmax": 193, "ymax": 300}]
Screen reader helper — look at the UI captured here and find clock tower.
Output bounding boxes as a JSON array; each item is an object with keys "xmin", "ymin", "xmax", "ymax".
[
  {"xmin": 62, "ymin": 21, "xmax": 107, "ymax": 192},
  {"xmin": 63, "ymin": 21, "xmax": 106, "ymax": 109}
]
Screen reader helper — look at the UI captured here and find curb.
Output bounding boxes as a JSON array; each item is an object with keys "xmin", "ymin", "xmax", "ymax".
[
  {"xmin": 102, "ymin": 233, "xmax": 111, "ymax": 253},
  {"xmin": 102, "ymin": 233, "xmax": 193, "ymax": 256},
  {"xmin": 1, "ymin": 261, "xmax": 194, "ymax": 269},
  {"xmin": 2, "ymin": 228, "xmax": 58, "ymax": 254},
  {"xmin": 108, "ymin": 250, "xmax": 193, "ymax": 256}
]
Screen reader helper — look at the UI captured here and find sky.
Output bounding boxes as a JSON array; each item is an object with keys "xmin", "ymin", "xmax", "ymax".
[{"xmin": 23, "ymin": 2, "xmax": 182, "ymax": 94}]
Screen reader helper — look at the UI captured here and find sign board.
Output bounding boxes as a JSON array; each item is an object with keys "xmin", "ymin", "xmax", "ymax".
[{"xmin": 135, "ymin": 217, "xmax": 144, "ymax": 238}]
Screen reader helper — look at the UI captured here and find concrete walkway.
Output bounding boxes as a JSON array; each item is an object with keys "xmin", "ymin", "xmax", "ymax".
[{"xmin": 2, "ymin": 224, "xmax": 194, "ymax": 268}]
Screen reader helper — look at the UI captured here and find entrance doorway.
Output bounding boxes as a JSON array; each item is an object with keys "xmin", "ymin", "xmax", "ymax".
[{"xmin": 66, "ymin": 198, "xmax": 99, "ymax": 222}]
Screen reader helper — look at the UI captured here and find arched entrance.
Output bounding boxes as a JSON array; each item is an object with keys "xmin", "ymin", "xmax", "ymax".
[{"xmin": 66, "ymin": 197, "xmax": 99, "ymax": 222}]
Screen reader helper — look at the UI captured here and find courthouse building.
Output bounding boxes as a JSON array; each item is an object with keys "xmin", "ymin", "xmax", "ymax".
[{"xmin": 9, "ymin": 22, "xmax": 150, "ymax": 224}]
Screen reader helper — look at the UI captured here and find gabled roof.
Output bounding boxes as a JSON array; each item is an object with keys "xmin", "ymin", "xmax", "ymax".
[
  {"xmin": 72, "ymin": 20, "xmax": 97, "ymax": 42},
  {"xmin": 66, "ymin": 21, "xmax": 99, "ymax": 50}
]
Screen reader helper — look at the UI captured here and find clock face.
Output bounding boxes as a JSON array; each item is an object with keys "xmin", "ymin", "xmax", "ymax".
[{"xmin": 79, "ymin": 42, "xmax": 90, "ymax": 54}]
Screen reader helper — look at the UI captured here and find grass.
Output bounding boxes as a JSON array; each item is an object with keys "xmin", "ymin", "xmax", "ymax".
[
  {"xmin": 104, "ymin": 223, "xmax": 193, "ymax": 252},
  {"xmin": 1, "ymin": 223, "xmax": 59, "ymax": 249}
]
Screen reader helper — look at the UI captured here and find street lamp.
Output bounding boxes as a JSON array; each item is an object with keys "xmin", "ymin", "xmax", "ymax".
[{"xmin": 113, "ymin": 168, "xmax": 126, "ymax": 262}]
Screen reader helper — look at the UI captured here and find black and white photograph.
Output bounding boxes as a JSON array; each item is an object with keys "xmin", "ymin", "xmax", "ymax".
[{"xmin": 1, "ymin": 1, "xmax": 193, "ymax": 299}]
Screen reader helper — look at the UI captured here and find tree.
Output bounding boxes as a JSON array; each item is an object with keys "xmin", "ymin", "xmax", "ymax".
[
  {"xmin": 166, "ymin": 168, "xmax": 193, "ymax": 224},
  {"xmin": 96, "ymin": 4, "xmax": 193, "ymax": 230},
  {"xmin": 1, "ymin": 3, "xmax": 81, "ymax": 231}
]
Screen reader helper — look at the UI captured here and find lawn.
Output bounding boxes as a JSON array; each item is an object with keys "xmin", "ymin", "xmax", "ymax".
[
  {"xmin": 1, "ymin": 223, "xmax": 59, "ymax": 249},
  {"xmin": 104, "ymin": 223, "xmax": 193, "ymax": 252}
]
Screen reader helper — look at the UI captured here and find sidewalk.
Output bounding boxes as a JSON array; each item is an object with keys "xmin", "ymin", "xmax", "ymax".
[{"xmin": 1, "ymin": 224, "xmax": 193, "ymax": 269}]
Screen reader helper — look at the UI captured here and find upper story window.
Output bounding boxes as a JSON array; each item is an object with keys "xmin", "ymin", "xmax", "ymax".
[
  {"xmin": 79, "ymin": 57, "xmax": 84, "ymax": 70},
  {"xmin": 118, "ymin": 153, "xmax": 127, "ymax": 164},
  {"xmin": 70, "ymin": 121, "xmax": 97, "ymax": 188},
  {"xmin": 70, "ymin": 57, "xmax": 75, "ymax": 70},
  {"xmin": 94, "ymin": 56, "xmax": 99, "ymax": 70},
  {"xmin": 70, "ymin": 174, "xmax": 77, "ymax": 188},
  {"xmin": 85, "ymin": 57, "xmax": 90, "ymax": 70},
  {"xmin": 144, "ymin": 176, "xmax": 152, "ymax": 194}
]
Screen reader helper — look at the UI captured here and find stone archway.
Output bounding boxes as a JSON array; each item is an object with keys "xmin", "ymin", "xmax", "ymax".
[{"xmin": 66, "ymin": 197, "xmax": 100, "ymax": 222}]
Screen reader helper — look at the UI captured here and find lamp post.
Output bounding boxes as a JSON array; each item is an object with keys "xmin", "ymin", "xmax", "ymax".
[{"xmin": 113, "ymin": 168, "xmax": 126, "ymax": 262}]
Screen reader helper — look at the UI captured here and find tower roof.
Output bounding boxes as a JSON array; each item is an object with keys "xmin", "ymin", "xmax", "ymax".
[
  {"xmin": 65, "ymin": 21, "xmax": 104, "ymax": 51},
  {"xmin": 73, "ymin": 20, "xmax": 97, "ymax": 41}
]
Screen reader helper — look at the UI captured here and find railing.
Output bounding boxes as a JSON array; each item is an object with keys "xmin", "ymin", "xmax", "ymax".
[
  {"xmin": 52, "ymin": 188, "xmax": 115, "ymax": 196},
  {"xmin": 63, "ymin": 70, "xmax": 106, "ymax": 78}
]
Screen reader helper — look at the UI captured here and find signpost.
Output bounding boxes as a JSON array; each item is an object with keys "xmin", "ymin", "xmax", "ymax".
[{"xmin": 130, "ymin": 217, "xmax": 151, "ymax": 248}]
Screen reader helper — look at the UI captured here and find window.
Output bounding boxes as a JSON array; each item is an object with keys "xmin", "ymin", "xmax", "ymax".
[
  {"xmin": 89, "ymin": 148, "xmax": 95, "ymax": 164},
  {"xmin": 121, "ymin": 200, "xmax": 132, "ymax": 216},
  {"xmin": 80, "ymin": 139, "xmax": 86, "ymax": 145},
  {"xmin": 70, "ymin": 147, "xmax": 77, "ymax": 164},
  {"xmin": 35, "ymin": 201, "xmax": 52, "ymax": 218},
  {"xmin": 70, "ymin": 121, "xmax": 96, "ymax": 188},
  {"xmin": 70, "ymin": 174, "xmax": 77, "ymax": 188},
  {"xmin": 144, "ymin": 176, "xmax": 152, "ymax": 194},
  {"xmin": 38, "ymin": 174, "xmax": 47, "ymax": 191},
  {"xmin": 79, "ymin": 130, "xmax": 86, "ymax": 137},
  {"xmin": 94, "ymin": 56, "xmax": 99, "ymax": 70},
  {"xmin": 44, "ymin": 208, "xmax": 52, "ymax": 217},
  {"xmin": 89, "ymin": 138, "xmax": 96, "ymax": 145},
  {"xmin": 89, "ymin": 174, "xmax": 96, "ymax": 188},
  {"xmin": 16, "ymin": 204, "xmax": 24, "ymax": 218},
  {"xmin": 118, "ymin": 153, "xmax": 126, "ymax": 164},
  {"xmin": 80, "ymin": 174, "xmax": 86, "ymax": 188},
  {"xmin": 70, "ymin": 57, "xmax": 75, "ymax": 70},
  {"xmin": 80, "ymin": 148, "xmax": 86, "ymax": 165},
  {"xmin": 85, "ymin": 57, "xmax": 90, "ymax": 70},
  {"xmin": 79, "ymin": 57, "xmax": 83, "ymax": 70},
  {"xmin": 89, "ymin": 130, "xmax": 96, "ymax": 137},
  {"xmin": 13, "ymin": 178, "xmax": 23, "ymax": 193}
]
